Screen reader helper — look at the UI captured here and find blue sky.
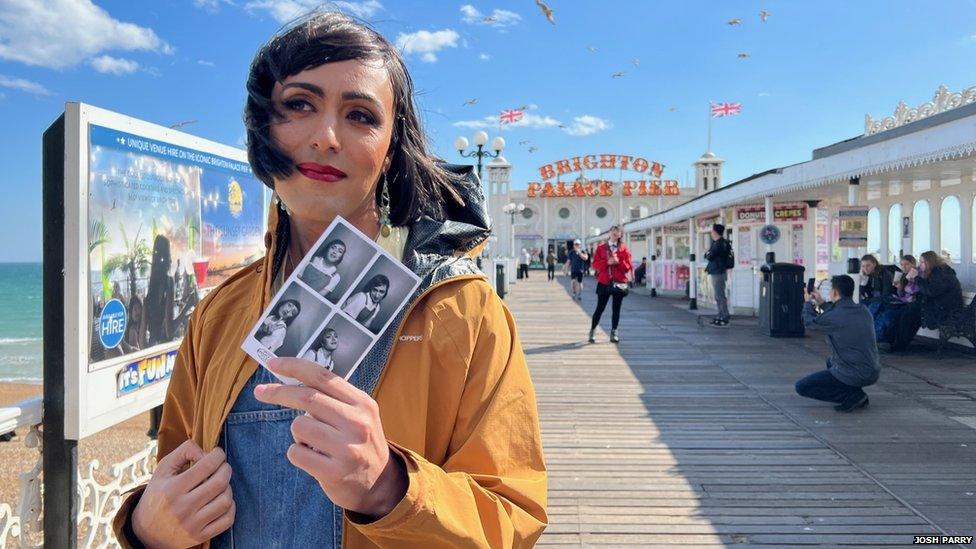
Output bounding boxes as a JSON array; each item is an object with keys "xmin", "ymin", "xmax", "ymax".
[{"xmin": 1, "ymin": 0, "xmax": 975, "ymax": 261}]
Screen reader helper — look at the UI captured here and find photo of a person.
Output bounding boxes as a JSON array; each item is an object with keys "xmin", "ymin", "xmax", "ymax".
[
  {"xmin": 301, "ymin": 326, "xmax": 338, "ymax": 371},
  {"xmin": 299, "ymin": 238, "xmax": 346, "ymax": 300},
  {"xmin": 299, "ymin": 313, "xmax": 375, "ymax": 380},
  {"xmin": 254, "ymin": 298, "xmax": 301, "ymax": 353},
  {"xmin": 342, "ymin": 274, "xmax": 389, "ymax": 331}
]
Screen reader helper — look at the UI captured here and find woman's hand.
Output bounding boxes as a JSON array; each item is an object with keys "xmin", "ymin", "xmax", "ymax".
[
  {"xmin": 607, "ymin": 253, "xmax": 619, "ymax": 265},
  {"xmin": 131, "ymin": 440, "xmax": 235, "ymax": 548},
  {"xmin": 255, "ymin": 358, "xmax": 407, "ymax": 520},
  {"xmin": 907, "ymin": 268, "xmax": 918, "ymax": 280}
]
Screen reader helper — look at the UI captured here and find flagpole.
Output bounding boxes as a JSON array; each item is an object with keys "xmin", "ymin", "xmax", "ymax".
[{"xmin": 707, "ymin": 102, "xmax": 712, "ymax": 153}]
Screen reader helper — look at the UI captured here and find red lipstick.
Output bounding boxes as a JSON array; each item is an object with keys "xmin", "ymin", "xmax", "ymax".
[{"xmin": 297, "ymin": 163, "xmax": 347, "ymax": 183}]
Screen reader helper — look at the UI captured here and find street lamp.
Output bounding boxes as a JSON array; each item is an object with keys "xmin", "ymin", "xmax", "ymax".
[
  {"xmin": 455, "ymin": 131, "xmax": 505, "ymax": 181},
  {"xmin": 503, "ymin": 202, "xmax": 525, "ymax": 260}
]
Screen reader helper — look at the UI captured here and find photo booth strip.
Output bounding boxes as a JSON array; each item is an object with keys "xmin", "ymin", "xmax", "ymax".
[{"xmin": 241, "ymin": 216, "xmax": 421, "ymax": 384}]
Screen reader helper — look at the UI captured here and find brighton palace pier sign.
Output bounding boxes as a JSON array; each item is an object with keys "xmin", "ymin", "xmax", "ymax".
[{"xmin": 528, "ymin": 153, "xmax": 679, "ymax": 198}]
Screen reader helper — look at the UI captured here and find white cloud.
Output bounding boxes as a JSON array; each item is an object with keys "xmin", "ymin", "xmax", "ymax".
[
  {"xmin": 198, "ymin": 60, "xmax": 216, "ymax": 67},
  {"xmin": 192, "ymin": 0, "xmax": 225, "ymax": 12},
  {"xmin": 453, "ymin": 112, "xmax": 560, "ymax": 130},
  {"xmin": 395, "ymin": 29, "xmax": 459, "ymax": 63},
  {"xmin": 758, "ymin": 91, "xmax": 771, "ymax": 97},
  {"xmin": 460, "ymin": 4, "xmax": 521, "ymax": 27},
  {"xmin": 0, "ymin": 74, "xmax": 53, "ymax": 95},
  {"xmin": 0, "ymin": 0, "xmax": 173, "ymax": 69},
  {"xmin": 479, "ymin": 53, "xmax": 491, "ymax": 61},
  {"xmin": 90, "ymin": 55, "xmax": 140, "ymax": 75},
  {"xmin": 244, "ymin": 0, "xmax": 381, "ymax": 23},
  {"xmin": 563, "ymin": 115, "xmax": 611, "ymax": 136}
]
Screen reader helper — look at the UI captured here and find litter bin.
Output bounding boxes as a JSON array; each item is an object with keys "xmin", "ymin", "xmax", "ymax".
[
  {"xmin": 495, "ymin": 263, "xmax": 506, "ymax": 299},
  {"xmin": 759, "ymin": 262, "xmax": 805, "ymax": 337}
]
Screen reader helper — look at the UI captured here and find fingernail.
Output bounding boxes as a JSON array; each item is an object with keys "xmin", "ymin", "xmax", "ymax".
[
  {"xmin": 254, "ymin": 384, "xmax": 266, "ymax": 397},
  {"xmin": 267, "ymin": 358, "xmax": 280, "ymax": 370}
]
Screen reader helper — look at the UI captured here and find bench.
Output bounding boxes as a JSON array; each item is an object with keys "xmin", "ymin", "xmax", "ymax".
[{"xmin": 937, "ymin": 294, "xmax": 976, "ymax": 358}]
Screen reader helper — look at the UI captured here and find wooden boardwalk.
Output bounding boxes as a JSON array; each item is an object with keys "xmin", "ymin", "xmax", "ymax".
[{"xmin": 506, "ymin": 274, "xmax": 975, "ymax": 547}]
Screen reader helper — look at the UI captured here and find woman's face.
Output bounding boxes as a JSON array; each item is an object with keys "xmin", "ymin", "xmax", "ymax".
[
  {"xmin": 278, "ymin": 301, "xmax": 299, "ymax": 320},
  {"xmin": 369, "ymin": 284, "xmax": 388, "ymax": 303},
  {"xmin": 900, "ymin": 259, "xmax": 914, "ymax": 273},
  {"xmin": 860, "ymin": 260, "xmax": 876, "ymax": 275},
  {"xmin": 326, "ymin": 242, "xmax": 346, "ymax": 263},
  {"xmin": 270, "ymin": 60, "xmax": 396, "ymax": 227},
  {"xmin": 321, "ymin": 329, "xmax": 339, "ymax": 351},
  {"xmin": 610, "ymin": 227, "xmax": 622, "ymax": 240}
]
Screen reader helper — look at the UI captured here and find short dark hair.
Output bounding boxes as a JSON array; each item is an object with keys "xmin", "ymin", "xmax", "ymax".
[
  {"xmin": 365, "ymin": 274, "xmax": 390, "ymax": 291},
  {"xmin": 316, "ymin": 238, "xmax": 346, "ymax": 265},
  {"xmin": 712, "ymin": 223, "xmax": 725, "ymax": 235},
  {"xmin": 244, "ymin": 11, "xmax": 462, "ymax": 225},
  {"xmin": 831, "ymin": 275, "xmax": 855, "ymax": 299}
]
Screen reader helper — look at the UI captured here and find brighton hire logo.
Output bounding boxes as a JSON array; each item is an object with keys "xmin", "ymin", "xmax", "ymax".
[{"xmin": 98, "ymin": 298, "xmax": 127, "ymax": 349}]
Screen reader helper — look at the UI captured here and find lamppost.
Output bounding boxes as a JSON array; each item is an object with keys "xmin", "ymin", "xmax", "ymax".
[
  {"xmin": 455, "ymin": 130, "xmax": 505, "ymax": 181},
  {"xmin": 503, "ymin": 202, "xmax": 525, "ymax": 260}
]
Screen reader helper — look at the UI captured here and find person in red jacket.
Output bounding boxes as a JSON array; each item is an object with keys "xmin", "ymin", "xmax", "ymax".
[{"xmin": 589, "ymin": 225, "xmax": 633, "ymax": 343}]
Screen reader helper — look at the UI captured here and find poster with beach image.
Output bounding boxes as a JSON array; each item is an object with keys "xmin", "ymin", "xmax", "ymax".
[
  {"xmin": 87, "ymin": 125, "xmax": 266, "ymax": 367},
  {"xmin": 242, "ymin": 216, "xmax": 420, "ymax": 384}
]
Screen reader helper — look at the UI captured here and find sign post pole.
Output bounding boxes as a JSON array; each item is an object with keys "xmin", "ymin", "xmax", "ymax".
[{"xmin": 43, "ymin": 114, "xmax": 79, "ymax": 548}]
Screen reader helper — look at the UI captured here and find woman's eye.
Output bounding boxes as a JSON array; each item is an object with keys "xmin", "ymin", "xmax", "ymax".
[
  {"xmin": 348, "ymin": 109, "xmax": 377, "ymax": 125},
  {"xmin": 283, "ymin": 98, "xmax": 313, "ymax": 112}
]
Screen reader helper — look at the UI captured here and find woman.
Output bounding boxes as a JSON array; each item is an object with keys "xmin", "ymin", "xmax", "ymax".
[
  {"xmin": 859, "ymin": 254, "xmax": 899, "ymax": 305},
  {"xmin": 302, "ymin": 327, "xmax": 339, "ymax": 371},
  {"xmin": 302, "ymin": 238, "xmax": 346, "ymax": 298},
  {"xmin": 342, "ymin": 274, "xmax": 388, "ymax": 330},
  {"xmin": 589, "ymin": 225, "xmax": 632, "ymax": 344},
  {"xmin": 255, "ymin": 298, "xmax": 302, "ymax": 353},
  {"xmin": 888, "ymin": 251, "xmax": 963, "ymax": 352},
  {"xmin": 115, "ymin": 12, "xmax": 546, "ymax": 549},
  {"xmin": 876, "ymin": 255, "xmax": 918, "ymax": 348},
  {"xmin": 916, "ymin": 250, "xmax": 964, "ymax": 329}
]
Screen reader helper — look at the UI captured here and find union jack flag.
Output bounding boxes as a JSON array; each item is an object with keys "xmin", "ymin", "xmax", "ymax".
[
  {"xmin": 499, "ymin": 109, "xmax": 524, "ymax": 124},
  {"xmin": 710, "ymin": 102, "xmax": 742, "ymax": 118}
]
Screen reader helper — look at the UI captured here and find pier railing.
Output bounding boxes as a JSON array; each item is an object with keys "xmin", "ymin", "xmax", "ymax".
[{"xmin": 0, "ymin": 397, "xmax": 155, "ymax": 548}]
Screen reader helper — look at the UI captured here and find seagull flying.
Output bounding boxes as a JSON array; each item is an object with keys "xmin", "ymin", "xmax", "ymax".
[
  {"xmin": 612, "ymin": 71, "xmax": 626, "ymax": 78},
  {"xmin": 462, "ymin": 98, "xmax": 478, "ymax": 106},
  {"xmin": 760, "ymin": 10, "xmax": 770, "ymax": 22},
  {"xmin": 528, "ymin": 146, "xmax": 538, "ymax": 153},
  {"xmin": 519, "ymin": 139, "xmax": 531, "ymax": 145},
  {"xmin": 535, "ymin": 0, "xmax": 555, "ymax": 25},
  {"xmin": 737, "ymin": 53, "xmax": 751, "ymax": 59},
  {"xmin": 483, "ymin": 15, "xmax": 498, "ymax": 23},
  {"xmin": 728, "ymin": 18, "xmax": 742, "ymax": 26},
  {"xmin": 668, "ymin": 107, "xmax": 678, "ymax": 112},
  {"xmin": 587, "ymin": 45, "xmax": 597, "ymax": 53},
  {"xmin": 632, "ymin": 57, "xmax": 640, "ymax": 67}
]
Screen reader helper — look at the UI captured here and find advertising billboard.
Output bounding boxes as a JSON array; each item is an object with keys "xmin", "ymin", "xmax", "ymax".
[{"xmin": 46, "ymin": 103, "xmax": 267, "ymax": 439}]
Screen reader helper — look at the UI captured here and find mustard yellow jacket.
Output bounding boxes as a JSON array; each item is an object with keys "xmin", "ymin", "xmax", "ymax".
[{"xmin": 114, "ymin": 170, "xmax": 547, "ymax": 547}]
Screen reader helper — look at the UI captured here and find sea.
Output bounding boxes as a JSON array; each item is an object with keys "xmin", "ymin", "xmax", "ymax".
[{"xmin": 0, "ymin": 263, "xmax": 43, "ymax": 383}]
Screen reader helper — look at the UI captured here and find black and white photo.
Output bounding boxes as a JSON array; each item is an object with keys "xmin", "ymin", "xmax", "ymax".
[
  {"xmin": 298, "ymin": 222, "xmax": 376, "ymax": 303},
  {"xmin": 300, "ymin": 313, "xmax": 374, "ymax": 380},
  {"xmin": 341, "ymin": 254, "xmax": 417, "ymax": 334},
  {"xmin": 248, "ymin": 281, "xmax": 331, "ymax": 358}
]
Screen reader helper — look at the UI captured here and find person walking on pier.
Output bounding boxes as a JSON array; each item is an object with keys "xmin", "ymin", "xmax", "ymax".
[
  {"xmin": 796, "ymin": 275, "xmax": 880, "ymax": 412},
  {"xmin": 589, "ymin": 225, "xmax": 632, "ymax": 344},
  {"xmin": 567, "ymin": 239, "xmax": 588, "ymax": 299},
  {"xmin": 546, "ymin": 248, "xmax": 557, "ymax": 281}
]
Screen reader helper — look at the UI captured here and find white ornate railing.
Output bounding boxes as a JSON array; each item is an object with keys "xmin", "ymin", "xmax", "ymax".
[
  {"xmin": 864, "ymin": 84, "xmax": 976, "ymax": 136},
  {"xmin": 0, "ymin": 398, "xmax": 157, "ymax": 548}
]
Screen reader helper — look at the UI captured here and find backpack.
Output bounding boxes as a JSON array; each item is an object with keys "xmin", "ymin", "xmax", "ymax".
[{"xmin": 723, "ymin": 240, "xmax": 735, "ymax": 270}]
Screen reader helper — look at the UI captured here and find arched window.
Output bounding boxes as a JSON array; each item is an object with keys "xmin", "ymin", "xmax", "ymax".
[
  {"xmin": 887, "ymin": 204, "xmax": 902, "ymax": 262},
  {"xmin": 940, "ymin": 196, "xmax": 961, "ymax": 263},
  {"xmin": 867, "ymin": 207, "xmax": 881, "ymax": 257},
  {"xmin": 912, "ymin": 200, "xmax": 930, "ymax": 257}
]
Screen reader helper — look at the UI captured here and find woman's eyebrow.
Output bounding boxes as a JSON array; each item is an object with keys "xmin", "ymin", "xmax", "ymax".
[
  {"xmin": 281, "ymin": 83, "xmax": 382, "ymax": 110},
  {"xmin": 282, "ymin": 82, "xmax": 324, "ymax": 97}
]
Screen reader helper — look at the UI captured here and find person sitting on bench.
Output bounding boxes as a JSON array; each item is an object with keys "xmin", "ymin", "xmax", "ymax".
[{"xmin": 795, "ymin": 275, "xmax": 880, "ymax": 412}]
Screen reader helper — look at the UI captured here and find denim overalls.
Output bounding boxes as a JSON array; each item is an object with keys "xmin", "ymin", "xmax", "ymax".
[{"xmin": 211, "ymin": 365, "xmax": 361, "ymax": 548}]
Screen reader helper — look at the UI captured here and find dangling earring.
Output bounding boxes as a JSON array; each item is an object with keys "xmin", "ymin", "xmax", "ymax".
[
  {"xmin": 379, "ymin": 173, "xmax": 392, "ymax": 237},
  {"xmin": 273, "ymin": 191, "xmax": 290, "ymax": 216}
]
